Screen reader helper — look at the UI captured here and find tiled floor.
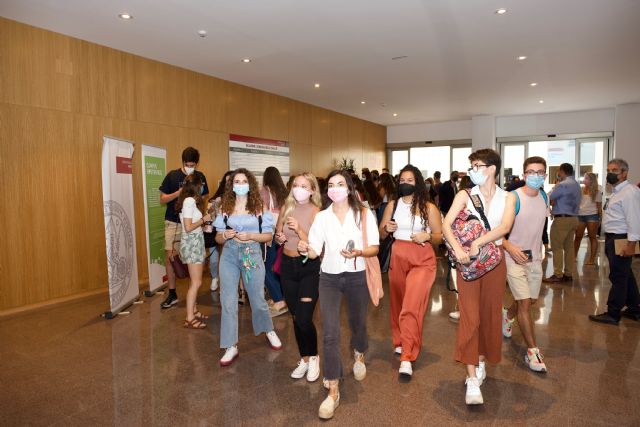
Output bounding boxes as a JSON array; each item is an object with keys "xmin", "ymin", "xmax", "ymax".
[{"xmin": 2, "ymin": 246, "xmax": 639, "ymax": 426}]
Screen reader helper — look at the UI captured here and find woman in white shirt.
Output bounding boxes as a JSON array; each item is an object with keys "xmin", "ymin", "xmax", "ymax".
[
  {"xmin": 297, "ymin": 170, "xmax": 379, "ymax": 420},
  {"xmin": 379, "ymin": 165, "xmax": 442, "ymax": 378},
  {"xmin": 176, "ymin": 174, "xmax": 212, "ymax": 329},
  {"xmin": 442, "ymin": 149, "xmax": 516, "ymax": 406},
  {"xmin": 574, "ymin": 172, "xmax": 602, "ymax": 265}
]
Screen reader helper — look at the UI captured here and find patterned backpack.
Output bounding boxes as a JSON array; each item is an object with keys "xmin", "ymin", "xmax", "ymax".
[{"xmin": 445, "ymin": 189, "xmax": 502, "ymax": 281}]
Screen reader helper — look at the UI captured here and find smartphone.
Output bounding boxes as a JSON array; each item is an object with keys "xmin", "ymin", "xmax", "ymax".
[
  {"xmin": 522, "ymin": 249, "xmax": 532, "ymax": 260},
  {"xmin": 345, "ymin": 240, "xmax": 355, "ymax": 253}
]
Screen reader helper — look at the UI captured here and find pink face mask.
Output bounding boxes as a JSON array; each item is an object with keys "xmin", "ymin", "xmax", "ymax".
[
  {"xmin": 292, "ymin": 187, "xmax": 311, "ymax": 202},
  {"xmin": 327, "ymin": 187, "xmax": 348, "ymax": 203}
]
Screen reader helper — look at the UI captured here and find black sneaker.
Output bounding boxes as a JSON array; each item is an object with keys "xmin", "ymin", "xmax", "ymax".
[
  {"xmin": 621, "ymin": 308, "xmax": 640, "ymax": 321},
  {"xmin": 161, "ymin": 293, "xmax": 179, "ymax": 309},
  {"xmin": 588, "ymin": 312, "xmax": 619, "ymax": 325}
]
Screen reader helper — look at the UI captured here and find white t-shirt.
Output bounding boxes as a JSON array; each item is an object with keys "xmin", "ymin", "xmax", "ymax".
[
  {"xmin": 393, "ymin": 198, "xmax": 430, "ymax": 241},
  {"xmin": 179, "ymin": 197, "xmax": 203, "ymax": 235},
  {"xmin": 308, "ymin": 206, "xmax": 379, "ymax": 274},
  {"xmin": 578, "ymin": 187, "xmax": 602, "ymax": 216},
  {"xmin": 465, "ymin": 185, "xmax": 507, "ymax": 245}
]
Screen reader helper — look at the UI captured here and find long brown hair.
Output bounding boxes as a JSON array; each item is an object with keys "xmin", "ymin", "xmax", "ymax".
[
  {"xmin": 378, "ymin": 173, "xmax": 396, "ymax": 201},
  {"xmin": 399, "ymin": 164, "xmax": 432, "ymax": 230},
  {"xmin": 583, "ymin": 172, "xmax": 599, "ymax": 202},
  {"xmin": 263, "ymin": 166, "xmax": 288, "ymax": 208},
  {"xmin": 220, "ymin": 168, "xmax": 264, "ymax": 216},
  {"xmin": 175, "ymin": 174, "xmax": 205, "ymax": 214},
  {"xmin": 326, "ymin": 169, "xmax": 364, "ymax": 225}
]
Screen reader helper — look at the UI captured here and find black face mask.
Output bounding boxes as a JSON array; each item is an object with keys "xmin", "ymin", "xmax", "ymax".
[
  {"xmin": 606, "ymin": 172, "xmax": 620, "ymax": 186},
  {"xmin": 398, "ymin": 183, "xmax": 416, "ymax": 197},
  {"xmin": 452, "ymin": 176, "xmax": 459, "ymax": 183}
]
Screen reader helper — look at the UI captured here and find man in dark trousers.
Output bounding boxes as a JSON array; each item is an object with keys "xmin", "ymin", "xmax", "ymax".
[
  {"xmin": 589, "ymin": 159, "xmax": 640, "ymax": 325},
  {"xmin": 438, "ymin": 170, "xmax": 459, "ymax": 215}
]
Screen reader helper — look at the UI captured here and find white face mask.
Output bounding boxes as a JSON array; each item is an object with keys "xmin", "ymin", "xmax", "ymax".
[
  {"xmin": 184, "ymin": 166, "xmax": 195, "ymax": 175},
  {"xmin": 469, "ymin": 169, "xmax": 487, "ymax": 186}
]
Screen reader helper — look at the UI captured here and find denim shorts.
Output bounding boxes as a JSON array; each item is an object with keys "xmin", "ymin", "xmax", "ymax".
[{"xmin": 578, "ymin": 214, "xmax": 600, "ymax": 223}]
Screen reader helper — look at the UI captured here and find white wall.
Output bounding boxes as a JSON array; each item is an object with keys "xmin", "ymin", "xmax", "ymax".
[
  {"xmin": 387, "ymin": 120, "xmax": 471, "ymax": 143},
  {"xmin": 472, "ymin": 115, "xmax": 496, "ymax": 151},
  {"xmin": 495, "ymin": 109, "xmax": 615, "ymax": 138},
  {"xmin": 614, "ymin": 103, "xmax": 640, "ymax": 184}
]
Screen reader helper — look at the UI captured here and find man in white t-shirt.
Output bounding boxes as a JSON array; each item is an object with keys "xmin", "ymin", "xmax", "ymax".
[{"xmin": 502, "ymin": 156, "xmax": 549, "ymax": 373}]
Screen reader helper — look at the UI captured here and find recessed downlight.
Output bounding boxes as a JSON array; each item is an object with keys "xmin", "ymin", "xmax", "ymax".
[
  {"xmin": 518, "ymin": 55, "xmax": 527, "ymax": 61},
  {"xmin": 241, "ymin": 58, "xmax": 251, "ymax": 63},
  {"xmin": 495, "ymin": 8, "xmax": 507, "ymax": 15},
  {"xmin": 360, "ymin": 101, "xmax": 366, "ymax": 105},
  {"xmin": 393, "ymin": 113, "xmax": 398, "ymax": 117},
  {"xmin": 539, "ymin": 100, "xmax": 544, "ymax": 104},
  {"xmin": 314, "ymin": 83, "xmax": 320, "ymax": 88},
  {"xmin": 197, "ymin": 30, "xmax": 207, "ymax": 38},
  {"xmin": 530, "ymin": 82, "xmax": 538, "ymax": 87},
  {"xmin": 118, "ymin": 13, "xmax": 133, "ymax": 20}
]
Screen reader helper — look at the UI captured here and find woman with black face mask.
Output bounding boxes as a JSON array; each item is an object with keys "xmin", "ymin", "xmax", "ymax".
[{"xmin": 379, "ymin": 164, "xmax": 443, "ymax": 378}]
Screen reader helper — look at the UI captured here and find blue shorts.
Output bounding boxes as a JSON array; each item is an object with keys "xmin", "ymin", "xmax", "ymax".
[{"xmin": 578, "ymin": 214, "xmax": 600, "ymax": 223}]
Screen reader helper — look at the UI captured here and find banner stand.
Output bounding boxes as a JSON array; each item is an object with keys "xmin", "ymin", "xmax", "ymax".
[
  {"xmin": 143, "ymin": 285, "xmax": 167, "ymax": 298},
  {"xmin": 101, "ymin": 295, "xmax": 141, "ymax": 319}
]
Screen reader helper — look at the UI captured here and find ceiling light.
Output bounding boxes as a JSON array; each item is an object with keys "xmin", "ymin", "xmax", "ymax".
[
  {"xmin": 314, "ymin": 83, "xmax": 320, "ymax": 88},
  {"xmin": 118, "ymin": 13, "xmax": 133, "ymax": 20},
  {"xmin": 539, "ymin": 100, "xmax": 544, "ymax": 104},
  {"xmin": 393, "ymin": 113, "xmax": 398, "ymax": 117},
  {"xmin": 495, "ymin": 8, "xmax": 507, "ymax": 15},
  {"xmin": 360, "ymin": 101, "xmax": 366, "ymax": 104},
  {"xmin": 518, "ymin": 56, "xmax": 527, "ymax": 61},
  {"xmin": 241, "ymin": 58, "xmax": 251, "ymax": 63},
  {"xmin": 530, "ymin": 82, "xmax": 538, "ymax": 87},
  {"xmin": 197, "ymin": 30, "xmax": 207, "ymax": 38},
  {"xmin": 391, "ymin": 56, "xmax": 408, "ymax": 61}
]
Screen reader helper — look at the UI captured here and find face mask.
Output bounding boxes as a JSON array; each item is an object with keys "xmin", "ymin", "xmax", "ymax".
[
  {"xmin": 452, "ymin": 176, "xmax": 459, "ymax": 183},
  {"xmin": 606, "ymin": 172, "xmax": 620, "ymax": 186},
  {"xmin": 200, "ymin": 186, "xmax": 205, "ymax": 195},
  {"xmin": 184, "ymin": 166, "xmax": 195, "ymax": 175},
  {"xmin": 469, "ymin": 169, "xmax": 487, "ymax": 186},
  {"xmin": 292, "ymin": 187, "xmax": 311, "ymax": 202},
  {"xmin": 398, "ymin": 183, "xmax": 416, "ymax": 197},
  {"xmin": 556, "ymin": 174, "xmax": 563, "ymax": 182},
  {"xmin": 425, "ymin": 183, "xmax": 432, "ymax": 190},
  {"xmin": 525, "ymin": 175, "xmax": 545, "ymax": 189},
  {"xmin": 327, "ymin": 187, "xmax": 348, "ymax": 203},
  {"xmin": 233, "ymin": 183, "xmax": 250, "ymax": 196}
]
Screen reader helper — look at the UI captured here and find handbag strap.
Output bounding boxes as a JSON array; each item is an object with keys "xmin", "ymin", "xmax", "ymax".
[
  {"xmin": 467, "ymin": 189, "xmax": 492, "ymax": 231},
  {"xmin": 361, "ymin": 209, "xmax": 369, "ymax": 248}
]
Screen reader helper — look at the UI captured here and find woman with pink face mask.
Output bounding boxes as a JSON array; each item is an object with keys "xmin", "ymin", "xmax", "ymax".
[
  {"xmin": 298, "ymin": 170, "xmax": 380, "ymax": 420},
  {"xmin": 275, "ymin": 173, "xmax": 323, "ymax": 383}
]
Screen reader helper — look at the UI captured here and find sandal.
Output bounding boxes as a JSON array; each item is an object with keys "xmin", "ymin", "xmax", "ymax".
[
  {"xmin": 183, "ymin": 318, "xmax": 207, "ymax": 329},
  {"xmin": 194, "ymin": 311, "xmax": 209, "ymax": 320}
]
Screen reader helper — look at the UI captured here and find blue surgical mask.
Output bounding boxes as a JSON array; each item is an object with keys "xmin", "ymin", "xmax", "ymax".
[
  {"xmin": 200, "ymin": 186, "xmax": 205, "ymax": 195},
  {"xmin": 469, "ymin": 169, "xmax": 487, "ymax": 186},
  {"xmin": 525, "ymin": 175, "xmax": 545, "ymax": 189},
  {"xmin": 233, "ymin": 183, "xmax": 250, "ymax": 196}
]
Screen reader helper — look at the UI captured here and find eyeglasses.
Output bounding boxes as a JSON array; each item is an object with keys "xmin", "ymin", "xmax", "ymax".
[
  {"xmin": 524, "ymin": 170, "xmax": 546, "ymax": 177},
  {"xmin": 468, "ymin": 164, "xmax": 488, "ymax": 173}
]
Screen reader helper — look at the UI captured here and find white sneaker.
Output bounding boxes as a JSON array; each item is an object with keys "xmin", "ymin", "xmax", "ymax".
[
  {"xmin": 502, "ymin": 307, "xmax": 514, "ymax": 338},
  {"xmin": 399, "ymin": 361, "xmax": 413, "ymax": 377},
  {"xmin": 394, "ymin": 346, "xmax": 402, "ymax": 355},
  {"xmin": 475, "ymin": 361, "xmax": 486, "ymax": 385},
  {"xmin": 465, "ymin": 377, "xmax": 483, "ymax": 405},
  {"xmin": 307, "ymin": 356, "xmax": 320, "ymax": 382},
  {"xmin": 318, "ymin": 393, "xmax": 340, "ymax": 419},
  {"xmin": 525, "ymin": 348, "xmax": 547, "ymax": 372},
  {"xmin": 353, "ymin": 350, "xmax": 366, "ymax": 381},
  {"xmin": 291, "ymin": 358, "xmax": 308, "ymax": 379},
  {"xmin": 449, "ymin": 310, "xmax": 460, "ymax": 320},
  {"xmin": 266, "ymin": 331, "xmax": 282, "ymax": 350},
  {"xmin": 219, "ymin": 345, "xmax": 239, "ymax": 367}
]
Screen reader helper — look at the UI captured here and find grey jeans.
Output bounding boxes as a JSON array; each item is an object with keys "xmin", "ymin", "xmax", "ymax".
[{"xmin": 319, "ymin": 270, "xmax": 369, "ymax": 380}]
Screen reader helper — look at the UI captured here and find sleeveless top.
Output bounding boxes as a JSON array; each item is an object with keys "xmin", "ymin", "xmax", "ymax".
[
  {"xmin": 506, "ymin": 188, "xmax": 548, "ymax": 262},
  {"xmin": 465, "ymin": 185, "xmax": 507, "ymax": 245},
  {"xmin": 393, "ymin": 197, "xmax": 429, "ymax": 241},
  {"xmin": 283, "ymin": 202, "xmax": 317, "ymax": 252}
]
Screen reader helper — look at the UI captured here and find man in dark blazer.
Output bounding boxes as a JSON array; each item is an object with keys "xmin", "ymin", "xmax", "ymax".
[{"xmin": 439, "ymin": 170, "xmax": 459, "ymax": 215}]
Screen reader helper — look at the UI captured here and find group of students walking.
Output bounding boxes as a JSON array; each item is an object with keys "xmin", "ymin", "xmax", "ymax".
[{"xmin": 158, "ymin": 146, "xmax": 640, "ymax": 419}]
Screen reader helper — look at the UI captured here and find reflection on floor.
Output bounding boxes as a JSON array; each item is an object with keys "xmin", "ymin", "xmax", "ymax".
[{"xmin": 1, "ymin": 246, "xmax": 639, "ymax": 426}]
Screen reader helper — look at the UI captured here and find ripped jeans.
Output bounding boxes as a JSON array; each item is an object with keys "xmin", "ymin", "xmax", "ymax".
[{"xmin": 279, "ymin": 254, "xmax": 320, "ymax": 357}]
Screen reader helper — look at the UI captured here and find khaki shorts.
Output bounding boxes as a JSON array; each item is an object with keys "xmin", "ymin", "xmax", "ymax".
[
  {"xmin": 506, "ymin": 260, "xmax": 543, "ymax": 301},
  {"xmin": 164, "ymin": 220, "xmax": 182, "ymax": 251}
]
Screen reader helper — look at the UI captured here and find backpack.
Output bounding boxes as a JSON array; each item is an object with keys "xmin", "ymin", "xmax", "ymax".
[
  {"xmin": 444, "ymin": 189, "xmax": 502, "ymax": 282},
  {"xmin": 513, "ymin": 188, "xmax": 549, "ymax": 215}
]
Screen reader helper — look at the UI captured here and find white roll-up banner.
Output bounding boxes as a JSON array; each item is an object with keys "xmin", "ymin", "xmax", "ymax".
[
  {"xmin": 141, "ymin": 145, "xmax": 167, "ymax": 294},
  {"xmin": 101, "ymin": 136, "xmax": 139, "ymax": 316}
]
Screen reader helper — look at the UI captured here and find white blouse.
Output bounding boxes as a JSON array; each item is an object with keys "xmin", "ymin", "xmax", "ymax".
[
  {"xmin": 308, "ymin": 205, "xmax": 379, "ymax": 274},
  {"xmin": 180, "ymin": 197, "xmax": 203, "ymax": 235},
  {"xmin": 465, "ymin": 185, "xmax": 507, "ymax": 245},
  {"xmin": 393, "ymin": 198, "xmax": 429, "ymax": 241}
]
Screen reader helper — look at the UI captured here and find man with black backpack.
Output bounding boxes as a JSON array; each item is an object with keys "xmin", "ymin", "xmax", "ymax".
[{"xmin": 502, "ymin": 156, "xmax": 549, "ymax": 372}]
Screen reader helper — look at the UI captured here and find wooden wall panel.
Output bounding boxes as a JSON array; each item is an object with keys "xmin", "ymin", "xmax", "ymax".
[
  {"xmin": 0, "ymin": 18, "xmax": 386, "ymax": 311},
  {"xmin": 0, "ymin": 18, "xmax": 73, "ymax": 112},
  {"xmin": 260, "ymin": 93, "xmax": 289, "ymax": 141}
]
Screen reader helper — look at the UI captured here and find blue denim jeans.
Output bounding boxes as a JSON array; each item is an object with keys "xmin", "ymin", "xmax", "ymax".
[
  {"xmin": 264, "ymin": 237, "xmax": 284, "ymax": 302},
  {"xmin": 208, "ymin": 245, "xmax": 219, "ymax": 279},
  {"xmin": 219, "ymin": 240, "xmax": 274, "ymax": 349}
]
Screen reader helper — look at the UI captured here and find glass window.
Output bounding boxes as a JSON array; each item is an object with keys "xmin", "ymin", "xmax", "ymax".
[
  {"xmin": 529, "ymin": 140, "xmax": 576, "ymax": 192},
  {"xmin": 503, "ymin": 144, "xmax": 526, "ymax": 187},
  {"xmin": 578, "ymin": 140, "xmax": 605, "ymax": 187},
  {"xmin": 409, "ymin": 146, "xmax": 450, "ymax": 181},
  {"xmin": 452, "ymin": 147, "xmax": 472, "ymax": 176},
  {"xmin": 390, "ymin": 150, "xmax": 408, "ymax": 176}
]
